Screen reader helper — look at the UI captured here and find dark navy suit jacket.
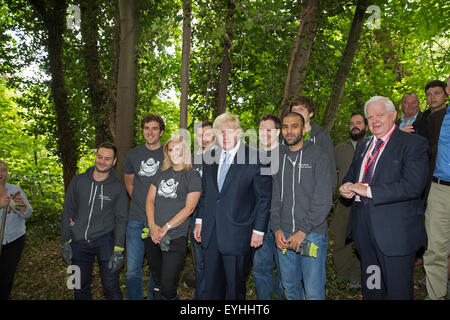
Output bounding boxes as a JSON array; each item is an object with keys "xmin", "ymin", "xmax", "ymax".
[
  {"xmin": 197, "ymin": 143, "xmax": 272, "ymax": 256},
  {"xmin": 343, "ymin": 128, "xmax": 429, "ymax": 256}
]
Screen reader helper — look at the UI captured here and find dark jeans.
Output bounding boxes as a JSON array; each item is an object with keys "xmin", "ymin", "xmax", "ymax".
[
  {"xmin": 145, "ymin": 236, "xmax": 187, "ymax": 299},
  {"xmin": 71, "ymin": 232, "xmax": 122, "ymax": 300},
  {"xmin": 0, "ymin": 235, "xmax": 26, "ymax": 300},
  {"xmin": 252, "ymin": 223, "xmax": 283, "ymax": 300}
]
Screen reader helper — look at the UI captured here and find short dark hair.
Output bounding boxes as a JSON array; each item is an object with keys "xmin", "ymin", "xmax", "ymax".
[
  {"xmin": 289, "ymin": 96, "xmax": 315, "ymax": 114},
  {"xmin": 259, "ymin": 114, "xmax": 281, "ymax": 129},
  {"xmin": 425, "ymin": 80, "xmax": 448, "ymax": 96},
  {"xmin": 350, "ymin": 113, "xmax": 368, "ymax": 126},
  {"xmin": 283, "ymin": 112, "xmax": 305, "ymax": 127},
  {"xmin": 200, "ymin": 121, "xmax": 213, "ymax": 129},
  {"xmin": 141, "ymin": 114, "xmax": 166, "ymax": 132},
  {"xmin": 97, "ymin": 142, "xmax": 117, "ymax": 158}
]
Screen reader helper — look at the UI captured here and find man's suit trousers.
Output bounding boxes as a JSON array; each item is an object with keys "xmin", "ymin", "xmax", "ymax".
[{"xmin": 352, "ymin": 203, "xmax": 415, "ymax": 300}]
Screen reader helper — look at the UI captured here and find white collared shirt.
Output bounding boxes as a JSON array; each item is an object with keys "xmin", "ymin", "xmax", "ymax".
[
  {"xmin": 217, "ymin": 140, "xmax": 241, "ymax": 182},
  {"xmin": 356, "ymin": 124, "xmax": 396, "ymax": 201},
  {"xmin": 196, "ymin": 139, "xmax": 264, "ymax": 236}
]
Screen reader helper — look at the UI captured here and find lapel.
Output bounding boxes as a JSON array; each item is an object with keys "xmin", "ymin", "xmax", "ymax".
[
  {"xmin": 209, "ymin": 148, "xmax": 220, "ymax": 193},
  {"xmin": 371, "ymin": 128, "xmax": 400, "ymax": 184},
  {"xmin": 356, "ymin": 137, "xmax": 373, "ymax": 173},
  {"xmin": 219, "ymin": 143, "xmax": 246, "ymax": 193}
]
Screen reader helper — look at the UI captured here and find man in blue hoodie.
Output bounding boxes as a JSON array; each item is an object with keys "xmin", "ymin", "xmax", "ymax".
[
  {"xmin": 271, "ymin": 112, "xmax": 333, "ymax": 300},
  {"xmin": 61, "ymin": 142, "xmax": 128, "ymax": 300}
]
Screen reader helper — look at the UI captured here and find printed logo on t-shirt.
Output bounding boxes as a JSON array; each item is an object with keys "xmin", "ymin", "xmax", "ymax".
[
  {"xmin": 157, "ymin": 178, "xmax": 179, "ymax": 198},
  {"xmin": 195, "ymin": 167, "xmax": 203, "ymax": 177},
  {"xmin": 138, "ymin": 157, "xmax": 160, "ymax": 177}
]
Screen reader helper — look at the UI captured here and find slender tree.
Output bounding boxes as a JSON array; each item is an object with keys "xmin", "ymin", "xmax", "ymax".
[
  {"xmin": 179, "ymin": 0, "xmax": 192, "ymax": 129},
  {"xmin": 79, "ymin": 0, "xmax": 113, "ymax": 145},
  {"xmin": 215, "ymin": 0, "xmax": 235, "ymax": 116},
  {"xmin": 321, "ymin": 0, "xmax": 369, "ymax": 131},
  {"xmin": 115, "ymin": 0, "xmax": 138, "ymax": 181},
  {"xmin": 29, "ymin": 0, "xmax": 78, "ymax": 191},
  {"xmin": 280, "ymin": 0, "xmax": 319, "ymax": 116}
]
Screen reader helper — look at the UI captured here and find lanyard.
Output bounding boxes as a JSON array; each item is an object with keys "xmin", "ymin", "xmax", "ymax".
[{"xmin": 362, "ymin": 126, "xmax": 396, "ymax": 179}]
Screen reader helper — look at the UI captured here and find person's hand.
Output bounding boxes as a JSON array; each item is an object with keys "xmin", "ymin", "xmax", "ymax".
[
  {"xmin": 286, "ymin": 230, "xmax": 306, "ymax": 253},
  {"xmin": 61, "ymin": 241, "xmax": 72, "ymax": 265},
  {"xmin": 349, "ymin": 182, "xmax": 369, "ymax": 198},
  {"xmin": 193, "ymin": 223, "xmax": 202, "ymax": 243},
  {"xmin": 108, "ymin": 247, "xmax": 124, "ymax": 273},
  {"xmin": 0, "ymin": 196, "xmax": 11, "ymax": 209},
  {"xmin": 274, "ymin": 230, "xmax": 289, "ymax": 250},
  {"xmin": 339, "ymin": 182, "xmax": 356, "ymax": 199},
  {"xmin": 11, "ymin": 192, "xmax": 27, "ymax": 213},
  {"xmin": 401, "ymin": 124, "xmax": 415, "ymax": 133},
  {"xmin": 149, "ymin": 224, "xmax": 163, "ymax": 244},
  {"xmin": 250, "ymin": 232, "xmax": 264, "ymax": 248}
]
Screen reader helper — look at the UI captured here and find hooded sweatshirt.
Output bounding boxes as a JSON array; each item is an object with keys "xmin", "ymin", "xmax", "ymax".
[
  {"xmin": 61, "ymin": 166, "xmax": 128, "ymax": 247},
  {"xmin": 270, "ymin": 141, "xmax": 332, "ymax": 235},
  {"xmin": 308, "ymin": 122, "xmax": 337, "ymax": 192}
]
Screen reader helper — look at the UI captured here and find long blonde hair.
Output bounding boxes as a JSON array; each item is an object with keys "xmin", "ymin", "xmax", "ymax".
[{"xmin": 161, "ymin": 134, "xmax": 192, "ymax": 171}]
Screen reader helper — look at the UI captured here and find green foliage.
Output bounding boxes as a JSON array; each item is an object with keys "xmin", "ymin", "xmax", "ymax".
[
  {"xmin": 0, "ymin": 0, "xmax": 447, "ymax": 301},
  {"xmin": 0, "ymin": 81, "xmax": 64, "ymax": 223}
]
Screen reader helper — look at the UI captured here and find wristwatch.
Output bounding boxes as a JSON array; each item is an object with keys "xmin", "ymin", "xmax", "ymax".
[{"xmin": 166, "ymin": 223, "xmax": 172, "ymax": 230}]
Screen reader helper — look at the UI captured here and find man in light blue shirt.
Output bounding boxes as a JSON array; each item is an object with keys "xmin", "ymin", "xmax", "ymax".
[
  {"xmin": 433, "ymin": 106, "xmax": 450, "ymax": 182},
  {"xmin": 396, "ymin": 93, "xmax": 421, "ymax": 133}
]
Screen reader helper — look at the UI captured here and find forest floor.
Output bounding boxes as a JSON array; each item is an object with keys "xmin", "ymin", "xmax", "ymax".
[{"xmin": 10, "ymin": 213, "xmax": 428, "ymax": 300}]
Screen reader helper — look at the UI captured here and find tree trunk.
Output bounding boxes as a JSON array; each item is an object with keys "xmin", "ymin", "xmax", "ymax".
[
  {"xmin": 115, "ymin": 0, "xmax": 138, "ymax": 182},
  {"xmin": 215, "ymin": 0, "xmax": 235, "ymax": 117},
  {"xmin": 321, "ymin": 0, "xmax": 368, "ymax": 131},
  {"xmin": 108, "ymin": 0, "xmax": 121, "ymax": 143},
  {"xmin": 79, "ymin": 0, "xmax": 113, "ymax": 145},
  {"xmin": 29, "ymin": 0, "xmax": 78, "ymax": 191},
  {"xmin": 279, "ymin": 0, "xmax": 319, "ymax": 117},
  {"xmin": 179, "ymin": 0, "xmax": 192, "ymax": 129}
]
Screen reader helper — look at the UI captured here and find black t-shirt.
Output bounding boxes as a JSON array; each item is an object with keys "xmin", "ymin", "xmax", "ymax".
[
  {"xmin": 151, "ymin": 167, "xmax": 202, "ymax": 239},
  {"xmin": 124, "ymin": 145, "xmax": 164, "ymax": 222}
]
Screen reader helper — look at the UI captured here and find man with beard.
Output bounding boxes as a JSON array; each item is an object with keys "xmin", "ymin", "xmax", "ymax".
[
  {"xmin": 271, "ymin": 112, "xmax": 333, "ymax": 299},
  {"xmin": 330, "ymin": 114, "xmax": 367, "ymax": 290},
  {"xmin": 61, "ymin": 142, "xmax": 128, "ymax": 300}
]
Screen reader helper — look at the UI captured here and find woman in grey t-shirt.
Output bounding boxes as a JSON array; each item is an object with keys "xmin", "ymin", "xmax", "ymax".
[{"xmin": 145, "ymin": 135, "xmax": 201, "ymax": 300}]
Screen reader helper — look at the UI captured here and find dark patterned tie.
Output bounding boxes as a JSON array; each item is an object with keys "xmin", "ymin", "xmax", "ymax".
[{"xmin": 361, "ymin": 139, "xmax": 383, "ymax": 205}]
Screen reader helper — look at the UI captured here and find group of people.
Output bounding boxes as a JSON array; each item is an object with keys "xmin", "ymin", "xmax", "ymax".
[{"xmin": 0, "ymin": 77, "xmax": 448, "ymax": 300}]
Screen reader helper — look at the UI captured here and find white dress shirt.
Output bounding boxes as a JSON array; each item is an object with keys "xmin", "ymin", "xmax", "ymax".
[
  {"xmin": 355, "ymin": 124, "xmax": 396, "ymax": 201},
  {"xmin": 196, "ymin": 140, "xmax": 264, "ymax": 236}
]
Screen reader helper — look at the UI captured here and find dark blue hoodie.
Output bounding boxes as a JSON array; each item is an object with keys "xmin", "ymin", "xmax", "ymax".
[{"xmin": 61, "ymin": 166, "xmax": 128, "ymax": 247}]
